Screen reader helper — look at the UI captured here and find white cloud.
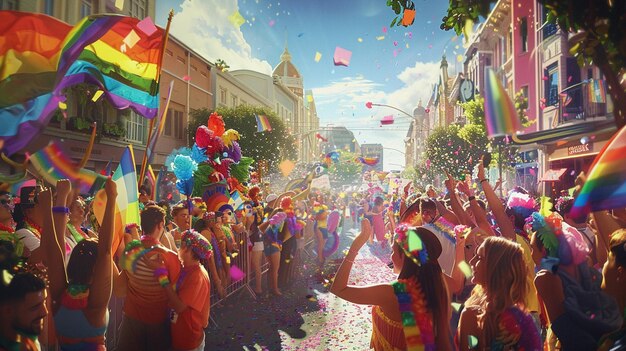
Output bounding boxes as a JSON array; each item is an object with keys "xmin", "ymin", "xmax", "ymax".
[
  {"xmin": 170, "ymin": 0, "xmax": 273, "ymax": 74},
  {"xmin": 310, "ymin": 61, "xmax": 441, "ymax": 170}
]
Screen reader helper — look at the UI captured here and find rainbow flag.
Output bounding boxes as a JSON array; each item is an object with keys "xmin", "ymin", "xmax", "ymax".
[
  {"xmin": 113, "ymin": 145, "xmax": 140, "ymax": 228},
  {"xmin": 28, "ymin": 141, "xmax": 106, "ymax": 194},
  {"xmin": 570, "ymin": 126, "xmax": 626, "ymax": 218},
  {"xmin": 0, "ymin": 11, "xmax": 166, "ymax": 156},
  {"xmin": 358, "ymin": 157, "xmax": 379, "ymax": 166},
  {"xmin": 587, "ymin": 79, "xmax": 607, "ymax": 103},
  {"xmin": 255, "ymin": 114, "xmax": 272, "ymax": 132},
  {"xmin": 483, "ymin": 68, "xmax": 521, "ymax": 138}
]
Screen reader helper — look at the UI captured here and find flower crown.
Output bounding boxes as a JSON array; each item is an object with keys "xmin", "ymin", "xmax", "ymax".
[
  {"xmin": 395, "ymin": 224, "xmax": 429, "ymax": 265},
  {"xmin": 181, "ymin": 229, "xmax": 213, "ymax": 262}
]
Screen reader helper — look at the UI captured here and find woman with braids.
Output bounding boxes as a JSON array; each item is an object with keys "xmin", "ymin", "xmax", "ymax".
[
  {"xmin": 458, "ymin": 236, "xmax": 541, "ymax": 351},
  {"xmin": 39, "ymin": 178, "xmax": 117, "ymax": 351},
  {"xmin": 331, "ymin": 219, "xmax": 452, "ymax": 350}
]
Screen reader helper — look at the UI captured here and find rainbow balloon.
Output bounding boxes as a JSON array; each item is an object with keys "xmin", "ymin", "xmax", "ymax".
[
  {"xmin": 484, "ymin": 68, "xmax": 521, "ymax": 138},
  {"xmin": 570, "ymin": 126, "xmax": 626, "ymax": 218}
]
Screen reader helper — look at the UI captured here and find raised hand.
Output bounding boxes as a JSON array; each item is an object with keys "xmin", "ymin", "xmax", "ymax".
[
  {"xmin": 353, "ymin": 219, "xmax": 372, "ymax": 249},
  {"xmin": 477, "ymin": 156, "xmax": 486, "ymax": 181},
  {"xmin": 56, "ymin": 179, "xmax": 72, "ymax": 204},
  {"xmin": 104, "ymin": 177, "xmax": 118, "ymax": 198},
  {"xmin": 444, "ymin": 171, "xmax": 456, "ymax": 192},
  {"xmin": 456, "ymin": 179, "xmax": 474, "ymax": 197}
]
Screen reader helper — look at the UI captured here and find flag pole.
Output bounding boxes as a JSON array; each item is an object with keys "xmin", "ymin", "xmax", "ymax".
[{"xmin": 140, "ymin": 9, "xmax": 174, "ymax": 187}]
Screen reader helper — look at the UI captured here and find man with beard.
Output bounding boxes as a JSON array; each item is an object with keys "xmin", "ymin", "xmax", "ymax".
[{"xmin": 0, "ymin": 267, "xmax": 48, "ymax": 351}]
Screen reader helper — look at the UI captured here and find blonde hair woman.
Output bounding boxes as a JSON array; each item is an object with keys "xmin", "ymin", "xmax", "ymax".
[{"xmin": 459, "ymin": 236, "xmax": 541, "ymax": 351}]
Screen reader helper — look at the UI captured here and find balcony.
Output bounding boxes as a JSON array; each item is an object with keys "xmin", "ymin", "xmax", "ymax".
[{"xmin": 556, "ymin": 79, "xmax": 612, "ymax": 125}]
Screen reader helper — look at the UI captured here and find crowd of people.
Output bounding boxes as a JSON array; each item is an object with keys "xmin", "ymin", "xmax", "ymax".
[
  {"xmin": 331, "ymin": 158, "xmax": 626, "ymax": 351},
  {"xmin": 0, "ymin": 176, "xmax": 349, "ymax": 351}
]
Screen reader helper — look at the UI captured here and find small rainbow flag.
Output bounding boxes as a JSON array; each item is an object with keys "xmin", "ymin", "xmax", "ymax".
[
  {"xmin": 587, "ymin": 79, "xmax": 607, "ymax": 103},
  {"xmin": 570, "ymin": 126, "xmax": 626, "ymax": 218},
  {"xmin": 28, "ymin": 141, "xmax": 106, "ymax": 194},
  {"xmin": 483, "ymin": 68, "xmax": 521, "ymax": 138},
  {"xmin": 358, "ymin": 157, "xmax": 379, "ymax": 166},
  {"xmin": 255, "ymin": 114, "xmax": 272, "ymax": 133}
]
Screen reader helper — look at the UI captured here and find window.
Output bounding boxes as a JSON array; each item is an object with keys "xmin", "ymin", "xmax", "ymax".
[
  {"xmin": 44, "ymin": 0, "xmax": 54, "ymax": 15},
  {"xmin": 130, "ymin": 0, "xmax": 146, "ymax": 18},
  {"xmin": 520, "ymin": 17, "xmax": 528, "ymax": 52},
  {"xmin": 174, "ymin": 110, "xmax": 184, "ymax": 140},
  {"xmin": 126, "ymin": 112, "xmax": 147, "ymax": 143},
  {"xmin": 0, "ymin": 0, "xmax": 18, "ymax": 10},
  {"xmin": 220, "ymin": 88, "xmax": 227, "ymax": 104},
  {"xmin": 545, "ymin": 63, "xmax": 559, "ymax": 106},
  {"xmin": 521, "ymin": 85, "xmax": 529, "ymax": 100},
  {"xmin": 164, "ymin": 109, "xmax": 172, "ymax": 136},
  {"xmin": 81, "ymin": 0, "xmax": 93, "ymax": 17},
  {"xmin": 231, "ymin": 94, "xmax": 238, "ymax": 107},
  {"xmin": 542, "ymin": 6, "xmax": 558, "ymax": 38}
]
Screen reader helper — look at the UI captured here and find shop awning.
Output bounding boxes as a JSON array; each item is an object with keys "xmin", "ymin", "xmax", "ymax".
[{"xmin": 541, "ymin": 168, "xmax": 568, "ymax": 182}]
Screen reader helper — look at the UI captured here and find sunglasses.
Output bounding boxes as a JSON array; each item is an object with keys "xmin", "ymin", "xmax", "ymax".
[{"xmin": 224, "ymin": 211, "xmax": 233, "ymax": 216}]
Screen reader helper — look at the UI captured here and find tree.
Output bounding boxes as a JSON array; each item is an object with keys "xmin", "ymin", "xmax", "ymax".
[
  {"xmin": 437, "ymin": 0, "xmax": 626, "ymax": 128},
  {"xmin": 327, "ymin": 149, "xmax": 363, "ymax": 186},
  {"xmin": 424, "ymin": 124, "xmax": 487, "ymax": 179},
  {"xmin": 215, "ymin": 59, "xmax": 230, "ymax": 72},
  {"xmin": 188, "ymin": 105, "xmax": 297, "ymax": 172}
]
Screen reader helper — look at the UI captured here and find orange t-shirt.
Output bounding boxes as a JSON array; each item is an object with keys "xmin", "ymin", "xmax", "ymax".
[
  {"xmin": 171, "ymin": 264, "xmax": 210, "ymax": 351},
  {"xmin": 124, "ymin": 245, "xmax": 181, "ymax": 324}
]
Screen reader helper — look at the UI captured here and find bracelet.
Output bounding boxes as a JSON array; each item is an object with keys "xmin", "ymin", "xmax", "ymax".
[
  {"xmin": 468, "ymin": 196, "xmax": 476, "ymax": 201},
  {"xmin": 52, "ymin": 206, "xmax": 70, "ymax": 214},
  {"xmin": 480, "ymin": 179, "xmax": 489, "ymax": 184},
  {"xmin": 153, "ymin": 267, "xmax": 170, "ymax": 287}
]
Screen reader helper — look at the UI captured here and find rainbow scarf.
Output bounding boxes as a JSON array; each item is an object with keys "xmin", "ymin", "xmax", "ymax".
[
  {"xmin": 570, "ymin": 126, "xmax": 626, "ymax": 217},
  {"xmin": 0, "ymin": 11, "xmax": 165, "ymax": 155},
  {"xmin": 392, "ymin": 279, "xmax": 435, "ymax": 351}
]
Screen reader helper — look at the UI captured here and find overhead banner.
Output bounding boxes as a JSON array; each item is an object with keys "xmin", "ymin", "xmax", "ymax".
[{"xmin": 310, "ymin": 174, "xmax": 331, "ymax": 190}]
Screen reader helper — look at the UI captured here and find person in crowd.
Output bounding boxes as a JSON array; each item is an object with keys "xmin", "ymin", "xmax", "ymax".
[
  {"xmin": 0, "ymin": 250, "xmax": 48, "ymax": 351},
  {"xmin": 530, "ymin": 209, "xmax": 622, "ymax": 350},
  {"xmin": 555, "ymin": 195, "xmax": 598, "ymax": 265},
  {"xmin": 598, "ymin": 228, "xmax": 626, "ymax": 350},
  {"xmin": 138, "ymin": 185, "xmax": 152, "ymax": 211},
  {"xmin": 367, "ymin": 196, "xmax": 386, "ymax": 246},
  {"xmin": 115, "ymin": 205, "xmax": 182, "ymax": 351},
  {"xmin": 191, "ymin": 213, "xmax": 225, "ymax": 298},
  {"xmin": 331, "ymin": 219, "xmax": 452, "ymax": 350},
  {"xmin": 0, "ymin": 193, "xmax": 15, "ymax": 238},
  {"xmin": 40, "ymin": 179, "xmax": 117, "ymax": 351},
  {"xmin": 458, "ymin": 236, "xmax": 541, "ymax": 350},
  {"xmin": 153, "ymin": 230, "xmax": 212, "ymax": 351},
  {"xmin": 208, "ymin": 211, "xmax": 232, "ymax": 286},
  {"xmin": 263, "ymin": 209, "xmax": 284, "ymax": 296},
  {"xmin": 168, "ymin": 202, "xmax": 190, "ymax": 250},
  {"xmin": 243, "ymin": 200, "xmax": 264, "ymax": 294},
  {"xmin": 312, "ymin": 200, "xmax": 329, "ymax": 266},
  {"xmin": 277, "ymin": 196, "xmax": 304, "ymax": 288},
  {"xmin": 64, "ymin": 195, "xmax": 95, "ymax": 257},
  {"xmin": 14, "ymin": 186, "xmax": 43, "ymax": 258}
]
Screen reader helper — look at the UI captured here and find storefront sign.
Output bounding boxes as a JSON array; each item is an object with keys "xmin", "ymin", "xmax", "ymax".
[{"xmin": 568, "ymin": 143, "xmax": 592, "ymax": 156}]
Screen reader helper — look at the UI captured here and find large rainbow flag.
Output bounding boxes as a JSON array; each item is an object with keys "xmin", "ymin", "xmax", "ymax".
[
  {"xmin": 570, "ymin": 126, "xmax": 626, "ymax": 218},
  {"xmin": 28, "ymin": 141, "xmax": 106, "ymax": 194},
  {"xmin": 0, "ymin": 11, "xmax": 166, "ymax": 155}
]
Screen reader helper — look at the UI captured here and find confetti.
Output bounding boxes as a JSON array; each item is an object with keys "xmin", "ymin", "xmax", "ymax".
[
  {"xmin": 382, "ymin": 26, "xmax": 387, "ymax": 33},
  {"xmin": 457, "ymin": 54, "xmax": 463, "ymax": 62},
  {"xmin": 183, "ymin": 75, "xmax": 190, "ymax": 82},
  {"xmin": 451, "ymin": 302, "xmax": 462, "ymax": 312},
  {"xmin": 357, "ymin": 37, "xmax": 363, "ymax": 42},
  {"xmin": 269, "ymin": 19, "xmax": 276, "ymax": 27},
  {"xmin": 123, "ymin": 29, "xmax": 140, "ymax": 49},
  {"xmin": 229, "ymin": 265, "xmax": 245, "ymax": 282},
  {"xmin": 2, "ymin": 270, "xmax": 13, "ymax": 285},
  {"xmin": 333, "ymin": 46, "xmax": 352, "ymax": 67},
  {"xmin": 279, "ymin": 159, "xmax": 295, "ymax": 177},
  {"xmin": 376, "ymin": 36, "xmax": 385, "ymax": 41},
  {"xmin": 58, "ymin": 101, "xmax": 67, "ymax": 110},
  {"xmin": 91, "ymin": 90, "xmax": 104, "ymax": 102},
  {"xmin": 136, "ymin": 16, "xmax": 158, "ymax": 36},
  {"xmin": 314, "ymin": 51, "xmax": 322, "ymax": 62},
  {"xmin": 297, "ymin": 32, "xmax": 304, "ymax": 37},
  {"xmin": 458, "ymin": 261, "xmax": 472, "ymax": 278},
  {"xmin": 468, "ymin": 335, "xmax": 479, "ymax": 349},
  {"xmin": 228, "ymin": 10, "xmax": 246, "ymax": 27},
  {"xmin": 114, "ymin": 0, "xmax": 124, "ymax": 10}
]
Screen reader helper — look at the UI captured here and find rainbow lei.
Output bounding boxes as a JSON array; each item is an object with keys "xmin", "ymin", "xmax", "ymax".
[
  {"xmin": 392, "ymin": 278, "xmax": 435, "ymax": 351},
  {"xmin": 66, "ymin": 223, "xmax": 87, "ymax": 243},
  {"xmin": 23, "ymin": 218, "xmax": 42, "ymax": 239},
  {"xmin": 120, "ymin": 240, "xmax": 155, "ymax": 273},
  {"xmin": 153, "ymin": 267, "xmax": 170, "ymax": 287},
  {"xmin": 425, "ymin": 216, "xmax": 456, "ymax": 244},
  {"xmin": 61, "ymin": 284, "xmax": 89, "ymax": 310}
]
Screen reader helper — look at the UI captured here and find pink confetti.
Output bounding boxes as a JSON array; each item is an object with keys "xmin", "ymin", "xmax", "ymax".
[
  {"xmin": 182, "ymin": 75, "xmax": 190, "ymax": 81},
  {"xmin": 382, "ymin": 26, "xmax": 387, "ymax": 33},
  {"xmin": 407, "ymin": 32, "xmax": 413, "ymax": 39},
  {"xmin": 428, "ymin": 44, "xmax": 433, "ymax": 49},
  {"xmin": 542, "ymin": 76, "xmax": 548, "ymax": 81},
  {"xmin": 269, "ymin": 19, "xmax": 275, "ymax": 27},
  {"xmin": 136, "ymin": 16, "xmax": 158, "ymax": 36},
  {"xmin": 393, "ymin": 41, "xmax": 398, "ymax": 46},
  {"xmin": 568, "ymin": 75, "xmax": 573, "ymax": 82},
  {"xmin": 229, "ymin": 265, "xmax": 245, "ymax": 282}
]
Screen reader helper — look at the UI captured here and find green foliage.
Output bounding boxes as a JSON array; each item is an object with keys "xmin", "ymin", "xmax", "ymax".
[
  {"xmin": 230, "ymin": 156, "xmax": 254, "ymax": 184},
  {"xmin": 424, "ymin": 124, "xmax": 486, "ymax": 179},
  {"xmin": 192, "ymin": 163, "xmax": 215, "ymax": 197},
  {"xmin": 327, "ymin": 149, "xmax": 363, "ymax": 185},
  {"xmin": 215, "ymin": 59, "xmax": 230, "ymax": 72},
  {"xmin": 188, "ymin": 105, "xmax": 296, "ymax": 173},
  {"xmin": 386, "ymin": 0, "xmax": 415, "ymax": 27},
  {"xmin": 102, "ymin": 122, "xmax": 126, "ymax": 139}
]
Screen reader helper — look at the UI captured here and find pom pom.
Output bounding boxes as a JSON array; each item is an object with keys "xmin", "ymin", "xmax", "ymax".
[
  {"xmin": 222, "ymin": 129, "xmax": 240, "ymax": 147},
  {"xmin": 226, "ymin": 141, "xmax": 242, "ymax": 163},
  {"xmin": 176, "ymin": 178, "xmax": 194, "ymax": 196},
  {"xmin": 269, "ymin": 212, "xmax": 287, "ymax": 226},
  {"xmin": 195, "ymin": 126, "xmax": 214, "ymax": 148},
  {"xmin": 191, "ymin": 144, "xmax": 208, "ymax": 164},
  {"xmin": 207, "ymin": 112, "xmax": 225, "ymax": 137},
  {"xmin": 165, "ymin": 147, "xmax": 191, "ymax": 171},
  {"xmin": 280, "ymin": 196, "xmax": 293, "ymax": 211},
  {"xmin": 172, "ymin": 155, "xmax": 198, "ymax": 180}
]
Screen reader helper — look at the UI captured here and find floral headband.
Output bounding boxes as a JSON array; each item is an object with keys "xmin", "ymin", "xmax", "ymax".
[
  {"xmin": 394, "ymin": 224, "xmax": 429, "ymax": 265},
  {"xmin": 181, "ymin": 229, "xmax": 213, "ymax": 262}
]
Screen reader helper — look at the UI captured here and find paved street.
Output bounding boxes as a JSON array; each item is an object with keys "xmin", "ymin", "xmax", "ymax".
[{"xmin": 205, "ymin": 220, "xmax": 396, "ymax": 351}]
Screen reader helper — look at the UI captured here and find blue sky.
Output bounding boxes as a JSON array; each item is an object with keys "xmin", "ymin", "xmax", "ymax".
[{"xmin": 156, "ymin": 0, "xmax": 460, "ymax": 171}]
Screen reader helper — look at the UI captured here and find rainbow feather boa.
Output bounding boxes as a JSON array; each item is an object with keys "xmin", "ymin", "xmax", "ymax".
[
  {"xmin": 393, "ymin": 278, "xmax": 435, "ymax": 351},
  {"xmin": 492, "ymin": 307, "xmax": 541, "ymax": 351}
]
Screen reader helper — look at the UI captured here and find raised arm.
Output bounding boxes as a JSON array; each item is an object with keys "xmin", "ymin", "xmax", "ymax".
[
  {"xmin": 445, "ymin": 171, "xmax": 474, "ymax": 227},
  {"xmin": 39, "ymin": 185, "xmax": 68, "ymax": 306},
  {"xmin": 456, "ymin": 180, "xmax": 496, "ymax": 236},
  {"xmin": 330, "ymin": 220, "xmax": 394, "ymax": 307},
  {"xmin": 477, "ymin": 157, "xmax": 515, "ymax": 240},
  {"xmin": 88, "ymin": 178, "xmax": 117, "ymax": 312}
]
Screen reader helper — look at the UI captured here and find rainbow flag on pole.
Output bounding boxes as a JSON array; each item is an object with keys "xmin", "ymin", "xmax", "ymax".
[
  {"xmin": 570, "ymin": 126, "xmax": 626, "ymax": 218},
  {"xmin": 28, "ymin": 141, "xmax": 106, "ymax": 194},
  {"xmin": 0, "ymin": 11, "xmax": 166, "ymax": 156},
  {"xmin": 255, "ymin": 114, "xmax": 272, "ymax": 132},
  {"xmin": 483, "ymin": 67, "xmax": 521, "ymax": 138}
]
